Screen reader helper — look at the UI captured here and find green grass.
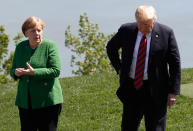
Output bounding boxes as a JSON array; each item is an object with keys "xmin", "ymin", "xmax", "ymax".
[
  {"xmin": 181, "ymin": 83, "xmax": 193, "ymax": 98},
  {"xmin": 0, "ymin": 83, "xmax": 20, "ymax": 131},
  {"xmin": 181, "ymin": 68, "xmax": 193, "ymax": 84},
  {"xmin": 0, "ymin": 69, "xmax": 193, "ymax": 130}
]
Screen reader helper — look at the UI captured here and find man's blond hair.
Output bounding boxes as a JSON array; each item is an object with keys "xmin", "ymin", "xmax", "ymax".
[{"xmin": 135, "ymin": 5, "xmax": 157, "ymax": 21}]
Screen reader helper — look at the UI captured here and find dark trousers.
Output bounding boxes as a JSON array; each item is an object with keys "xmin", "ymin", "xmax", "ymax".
[
  {"xmin": 18, "ymin": 104, "xmax": 62, "ymax": 131},
  {"xmin": 121, "ymin": 78, "xmax": 167, "ymax": 131}
]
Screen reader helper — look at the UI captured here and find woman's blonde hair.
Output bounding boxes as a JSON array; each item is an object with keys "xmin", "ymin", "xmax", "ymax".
[{"xmin": 22, "ymin": 16, "xmax": 45, "ymax": 36}]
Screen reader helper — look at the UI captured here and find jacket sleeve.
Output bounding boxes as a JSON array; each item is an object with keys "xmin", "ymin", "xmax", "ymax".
[
  {"xmin": 106, "ymin": 26, "xmax": 123, "ymax": 74},
  {"xmin": 33, "ymin": 42, "xmax": 61, "ymax": 79},
  {"xmin": 167, "ymin": 29, "xmax": 181, "ymax": 94}
]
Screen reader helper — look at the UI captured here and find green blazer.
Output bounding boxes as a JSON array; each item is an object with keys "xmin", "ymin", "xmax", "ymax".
[{"xmin": 10, "ymin": 39, "xmax": 63, "ymax": 109}]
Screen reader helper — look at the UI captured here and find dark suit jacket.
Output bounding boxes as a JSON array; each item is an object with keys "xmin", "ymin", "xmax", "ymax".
[{"xmin": 106, "ymin": 22, "xmax": 181, "ymax": 104}]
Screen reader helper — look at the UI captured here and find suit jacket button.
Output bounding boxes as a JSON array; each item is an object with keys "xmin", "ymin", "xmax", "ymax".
[{"xmin": 44, "ymin": 82, "xmax": 48, "ymax": 86}]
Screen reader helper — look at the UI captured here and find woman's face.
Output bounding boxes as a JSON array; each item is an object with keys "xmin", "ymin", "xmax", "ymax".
[{"xmin": 25, "ymin": 23, "xmax": 43, "ymax": 46}]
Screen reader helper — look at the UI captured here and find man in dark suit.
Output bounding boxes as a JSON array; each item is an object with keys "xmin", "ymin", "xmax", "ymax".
[{"xmin": 106, "ymin": 5, "xmax": 181, "ymax": 131}]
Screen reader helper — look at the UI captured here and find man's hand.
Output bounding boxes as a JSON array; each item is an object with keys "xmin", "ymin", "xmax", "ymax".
[
  {"xmin": 14, "ymin": 62, "xmax": 34, "ymax": 77},
  {"xmin": 168, "ymin": 94, "xmax": 177, "ymax": 107}
]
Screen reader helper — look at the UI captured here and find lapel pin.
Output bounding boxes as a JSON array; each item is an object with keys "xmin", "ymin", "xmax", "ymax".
[{"xmin": 156, "ymin": 34, "xmax": 159, "ymax": 38}]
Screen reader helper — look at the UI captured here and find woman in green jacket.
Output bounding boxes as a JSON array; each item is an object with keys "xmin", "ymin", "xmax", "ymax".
[{"xmin": 10, "ymin": 16, "xmax": 63, "ymax": 131}]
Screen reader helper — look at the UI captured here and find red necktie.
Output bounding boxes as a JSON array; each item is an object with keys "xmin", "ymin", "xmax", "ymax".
[{"xmin": 134, "ymin": 35, "xmax": 147, "ymax": 90}]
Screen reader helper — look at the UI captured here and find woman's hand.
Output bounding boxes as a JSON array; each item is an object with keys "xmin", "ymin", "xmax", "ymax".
[
  {"xmin": 15, "ymin": 68, "xmax": 25, "ymax": 77},
  {"xmin": 14, "ymin": 62, "xmax": 34, "ymax": 76},
  {"xmin": 25, "ymin": 62, "xmax": 34, "ymax": 75}
]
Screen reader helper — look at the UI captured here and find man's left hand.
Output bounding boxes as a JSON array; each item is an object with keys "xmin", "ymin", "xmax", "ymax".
[{"xmin": 168, "ymin": 94, "xmax": 177, "ymax": 107}]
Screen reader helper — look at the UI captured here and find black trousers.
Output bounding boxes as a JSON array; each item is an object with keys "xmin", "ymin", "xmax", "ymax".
[
  {"xmin": 121, "ymin": 78, "xmax": 167, "ymax": 131},
  {"xmin": 18, "ymin": 104, "xmax": 62, "ymax": 131}
]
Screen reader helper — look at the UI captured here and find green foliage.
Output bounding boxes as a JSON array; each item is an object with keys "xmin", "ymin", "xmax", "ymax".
[
  {"xmin": 0, "ymin": 25, "xmax": 10, "ymax": 83},
  {"xmin": 3, "ymin": 51, "xmax": 14, "ymax": 76},
  {"xmin": 0, "ymin": 25, "xmax": 24, "ymax": 84},
  {"xmin": 13, "ymin": 32, "xmax": 24, "ymax": 44},
  {"xmin": 65, "ymin": 13, "xmax": 114, "ymax": 75},
  {"xmin": 0, "ymin": 25, "xmax": 9, "ymax": 69}
]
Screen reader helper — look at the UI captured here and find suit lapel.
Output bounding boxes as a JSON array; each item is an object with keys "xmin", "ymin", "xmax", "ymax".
[{"xmin": 148, "ymin": 22, "xmax": 160, "ymax": 68}]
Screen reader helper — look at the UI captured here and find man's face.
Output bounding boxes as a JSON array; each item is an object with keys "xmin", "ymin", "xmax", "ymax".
[{"xmin": 137, "ymin": 19, "xmax": 155, "ymax": 34}]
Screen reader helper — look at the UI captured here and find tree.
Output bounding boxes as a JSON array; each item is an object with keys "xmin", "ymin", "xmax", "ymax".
[
  {"xmin": 13, "ymin": 32, "xmax": 24, "ymax": 44},
  {"xmin": 0, "ymin": 25, "xmax": 10, "ymax": 83},
  {"xmin": 0, "ymin": 25, "xmax": 24, "ymax": 83},
  {"xmin": 65, "ymin": 13, "xmax": 114, "ymax": 75},
  {"xmin": 3, "ymin": 33, "xmax": 24, "ymax": 76}
]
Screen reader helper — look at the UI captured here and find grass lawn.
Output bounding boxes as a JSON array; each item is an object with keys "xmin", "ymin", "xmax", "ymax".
[
  {"xmin": 0, "ymin": 70, "xmax": 193, "ymax": 130},
  {"xmin": 181, "ymin": 83, "xmax": 193, "ymax": 98}
]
